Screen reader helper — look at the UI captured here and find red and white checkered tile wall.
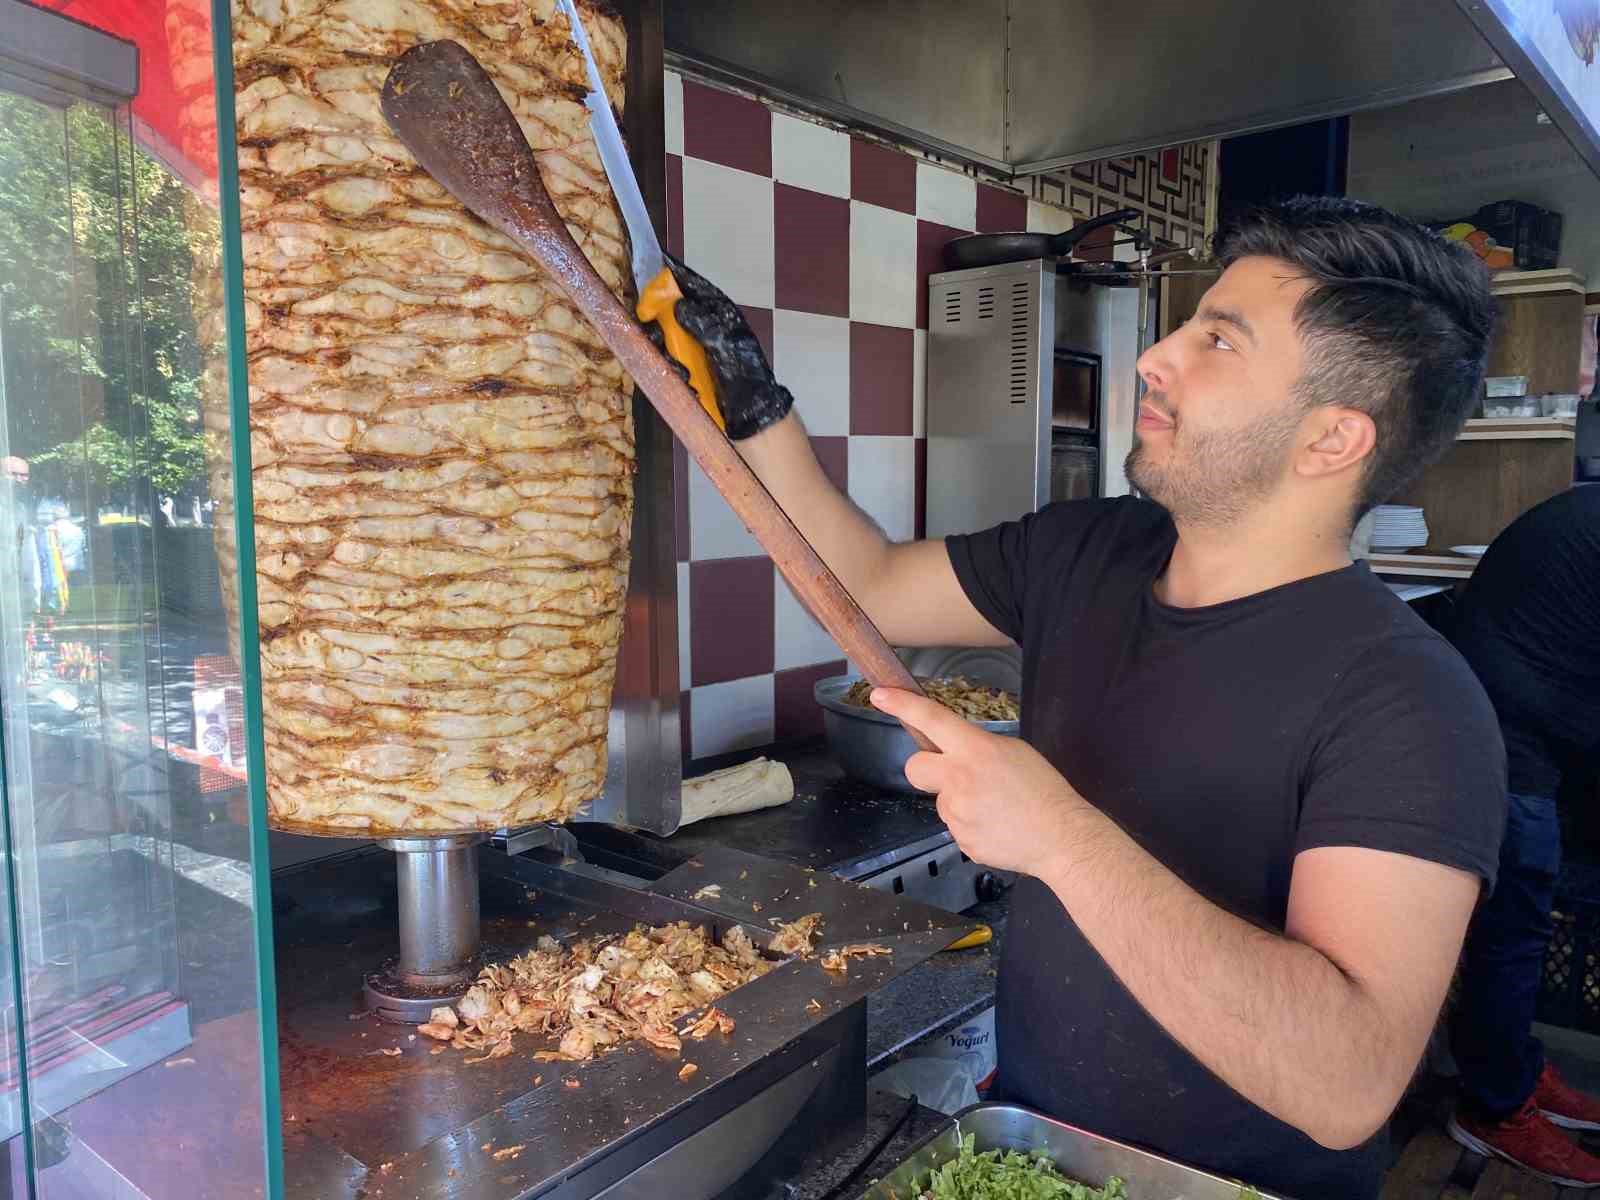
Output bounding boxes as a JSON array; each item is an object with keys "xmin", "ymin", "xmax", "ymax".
[{"xmin": 664, "ymin": 71, "xmax": 1211, "ymax": 762}]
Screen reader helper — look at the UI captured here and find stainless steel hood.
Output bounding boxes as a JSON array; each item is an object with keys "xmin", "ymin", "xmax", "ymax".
[
  {"xmin": 664, "ymin": 0, "xmax": 1510, "ymax": 175},
  {"xmin": 664, "ymin": 0, "xmax": 1012, "ymax": 170},
  {"xmin": 1455, "ymin": 0, "xmax": 1600, "ymax": 184},
  {"xmin": 1007, "ymin": 1, "xmax": 1509, "ymax": 173}
]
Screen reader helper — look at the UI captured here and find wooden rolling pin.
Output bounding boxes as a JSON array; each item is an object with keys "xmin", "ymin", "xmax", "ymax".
[{"xmin": 380, "ymin": 41, "xmax": 934, "ymax": 751}]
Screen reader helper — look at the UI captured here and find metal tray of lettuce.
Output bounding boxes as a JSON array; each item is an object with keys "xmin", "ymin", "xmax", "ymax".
[{"xmin": 857, "ymin": 1102, "xmax": 1285, "ymax": 1200}]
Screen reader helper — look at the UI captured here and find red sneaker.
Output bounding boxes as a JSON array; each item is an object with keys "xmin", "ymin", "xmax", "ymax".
[
  {"xmin": 1535, "ymin": 1063, "xmax": 1600, "ymax": 1132},
  {"xmin": 1448, "ymin": 1098, "xmax": 1600, "ymax": 1188}
]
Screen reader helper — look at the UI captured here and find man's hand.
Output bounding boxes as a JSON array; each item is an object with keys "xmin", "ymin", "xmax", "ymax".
[
  {"xmin": 643, "ymin": 256, "xmax": 794, "ymax": 440},
  {"xmin": 870, "ymin": 687, "xmax": 1089, "ymax": 877}
]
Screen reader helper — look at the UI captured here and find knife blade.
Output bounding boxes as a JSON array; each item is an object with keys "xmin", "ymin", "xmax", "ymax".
[{"xmin": 556, "ymin": 0, "xmax": 722, "ymax": 428}]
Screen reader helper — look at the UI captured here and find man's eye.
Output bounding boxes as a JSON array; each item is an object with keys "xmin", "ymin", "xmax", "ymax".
[{"xmin": 1207, "ymin": 331, "xmax": 1235, "ymax": 352}]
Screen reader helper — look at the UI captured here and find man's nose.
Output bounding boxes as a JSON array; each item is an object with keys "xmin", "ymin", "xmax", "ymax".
[{"xmin": 1137, "ymin": 335, "xmax": 1174, "ymax": 393}]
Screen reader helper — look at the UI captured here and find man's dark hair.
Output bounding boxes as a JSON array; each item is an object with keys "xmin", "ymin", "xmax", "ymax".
[{"xmin": 1217, "ymin": 196, "xmax": 1496, "ymax": 517}]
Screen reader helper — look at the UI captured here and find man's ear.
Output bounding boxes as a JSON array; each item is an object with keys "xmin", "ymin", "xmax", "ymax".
[{"xmin": 1297, "ymin": 407, "xmax": 1376, "ymax": 481}]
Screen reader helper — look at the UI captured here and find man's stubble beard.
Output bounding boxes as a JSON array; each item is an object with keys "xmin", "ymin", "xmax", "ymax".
[{"xmin": 1125, "ymin": 392, "xmax": 1308, "ymax": 527}]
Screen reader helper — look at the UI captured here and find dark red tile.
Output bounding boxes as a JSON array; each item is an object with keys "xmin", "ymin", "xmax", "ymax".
[
  {"xmin": 674, "ymin": 438, "xmax": 689, "ymax": 562},
  {"xmin": 775, "ymin": 184, "xmax": 850, "ymax": 316},
  {"xmin": 810, "ymin": 436, "xmax": 848, "ymax": 494},
  {"xmin": 851, "ymin": 138, "xmax": 915, "ymax": 213},
  {"xmin": 683, "ymin": 80, "xmax": 771, "ymax": 177},
  {"xmin": 849, "ymin": 322, "xmax": 915, "ymax": 436},
  {"xmin": 775, "ymin": 660, "xmax": 848, "ymax": 744},
  {"xmin": 916, "ymin": 220, "xmax": 967, "ymax": 328},
  {"xmin": 976, "ymin": 183, "xmax": 1028, "ymax": 233},
  {"xmin": 665, "ymin": 153, "xmax": 684, "ymax": 259},
  {"xmin": 915, "ymin": 436, "xmax": 928, "ymax": 539},
  {"xmin": 680, "ymin": 690, "xmax": 693, "ymax": 765},
  {"xmin": 690, "ymin": 556, "xmax": 775, "ymax": 687},
  {"xmin": 739, "ymin": 305, "xmax": 775, "ymax": 363}
]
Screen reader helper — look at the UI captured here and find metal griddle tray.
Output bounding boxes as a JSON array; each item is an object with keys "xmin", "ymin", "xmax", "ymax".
[
  {"xmin": 277, "ymin": 842, "xmax": 978, "ymax": 1200},
  {"xmin": 858, "ymin": 1101, "xmax": 1287, "ymax": 1200}
]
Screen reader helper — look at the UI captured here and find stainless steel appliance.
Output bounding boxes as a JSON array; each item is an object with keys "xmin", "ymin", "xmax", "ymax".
[{"xmin": 925, "ymin": 258, "xmax": 1153, "ymax": 537}]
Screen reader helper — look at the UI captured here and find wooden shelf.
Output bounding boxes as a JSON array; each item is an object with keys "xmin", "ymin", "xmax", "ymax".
[
  {"xmin": 1491, "ymin": 268, "xmax": 1587, "ymax": 297},
  {"xmin": 1367, "ymin": 553, "xmax": 1478, "ymax": 580},
  {"xmin": 1459, "ymin": 417, "xmax": 1576, "ymax": 441}
]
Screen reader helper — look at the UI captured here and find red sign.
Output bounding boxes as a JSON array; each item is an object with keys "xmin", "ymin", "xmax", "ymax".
[{"xmin": 40, "ymin": 0, "xmax": 219, "ymax": 187}]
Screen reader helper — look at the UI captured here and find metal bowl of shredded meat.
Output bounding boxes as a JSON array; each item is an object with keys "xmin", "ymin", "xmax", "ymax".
[{"xmin": 813, "ymin": 674, "xmax": 1021, "ymax": 794}]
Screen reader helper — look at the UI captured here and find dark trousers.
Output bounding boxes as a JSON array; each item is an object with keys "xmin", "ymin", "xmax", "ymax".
[{"xmin": 1449, "ymin": 791, "xmax": 1561, "ymax": 1118}]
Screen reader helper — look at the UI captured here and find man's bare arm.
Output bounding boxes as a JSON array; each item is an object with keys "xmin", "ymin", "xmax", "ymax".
[
  {"xmin": 874, "ymin": 691, "xmax": 1483, "ymax": 1152},
  {"xmin": 737, "ymin": 413, "xmax": 1010, "ymax": 649},
  {"xmin": 1038, "ymin": 832, "xmax": 1477, "ymax": 1149}
]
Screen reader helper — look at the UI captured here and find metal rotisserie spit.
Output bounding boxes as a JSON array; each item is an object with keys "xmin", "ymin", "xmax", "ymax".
[{"xmin": 361, "ymin": 834, "xmax": 489, "ymax": 1023}]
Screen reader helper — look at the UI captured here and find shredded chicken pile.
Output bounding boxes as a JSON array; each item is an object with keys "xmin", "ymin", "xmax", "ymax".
[
  {"xmin": 418, "ymin": 921, "xmax": 771, "ymax": 1062},
  {"xmin": 843, "ymin": 676, "xmax": 1019, "ymax": 723},
  {"xmin": 768, "ymin": 912, "xmax": 825, "ymax": 958},
  {"xmin": 820, "ymin": 943, "xmax": 894, "ymax": 975}
]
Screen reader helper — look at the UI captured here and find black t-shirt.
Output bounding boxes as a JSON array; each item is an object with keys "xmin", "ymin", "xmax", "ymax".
[
  {"xmin": 1448, "ymin": 486, "xmax": 1600, "ymax": 798},
  {"xmin": 946, "ymin": 497, "xmax": 1505, "ymax": 1200}
]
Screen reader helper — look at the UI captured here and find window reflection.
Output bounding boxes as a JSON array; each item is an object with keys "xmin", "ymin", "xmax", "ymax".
[{"xmin": 1, "ymin": 15, "xmax": 268, "ymax": 1187}]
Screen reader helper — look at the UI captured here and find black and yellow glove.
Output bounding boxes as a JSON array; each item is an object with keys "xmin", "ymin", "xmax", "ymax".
[{"xmin": 642, "ymin": 255, "xmax": 794, "ymax": 441}]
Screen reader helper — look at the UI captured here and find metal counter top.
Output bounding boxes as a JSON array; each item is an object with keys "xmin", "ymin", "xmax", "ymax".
[{"xmin": 650, "ymin": 745, "xmax": 948, "ymax": 876}]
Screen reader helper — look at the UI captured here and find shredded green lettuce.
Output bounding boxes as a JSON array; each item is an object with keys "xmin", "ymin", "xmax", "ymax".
[
  {"xmin": 909, "ymin": 1135, "xmax": 1264, "ymax": 1200},
  {"xmin": 914, "ymin": 1134, "xmax": 1127, "ymax": 1200}
]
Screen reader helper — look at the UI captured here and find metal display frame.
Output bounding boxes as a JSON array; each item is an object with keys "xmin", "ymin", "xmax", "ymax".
[{"xmin": 1455, "ymin": 0, "xmax": 1600, "ymax": 183}]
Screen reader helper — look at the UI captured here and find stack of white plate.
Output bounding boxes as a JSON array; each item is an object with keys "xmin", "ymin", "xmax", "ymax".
[{"xmin": 1370, "ymin": 505, "xmax": 1428, "ymax": 552}]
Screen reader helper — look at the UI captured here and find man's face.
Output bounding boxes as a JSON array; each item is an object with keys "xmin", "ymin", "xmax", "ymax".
[{"xmin": 1127, "ymin": 256, "xmax": 1316, "ymax": 525}]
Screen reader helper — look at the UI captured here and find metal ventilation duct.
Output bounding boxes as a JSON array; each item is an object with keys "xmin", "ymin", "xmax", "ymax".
[{"xmin": 664, "ymin": 0, "xmax": 1510, "ymax": 175}]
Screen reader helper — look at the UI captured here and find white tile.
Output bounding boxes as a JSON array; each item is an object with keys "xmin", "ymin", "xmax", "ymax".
[
  {"xmin": 848, "ymin": 436, "xmax": 917, "ymax": 543},
  {"xmin": 848, "ymin": 201, "xmax": 917, "ymax": 329},
  {"xmin": 912, "ymin": 329, "xmax": 927, "ymax": 439},
  {"xmin": 772, "ymin": 310, "xmax": 850, "ymax": 436},
  {"xmin": 1026, "ymin": 198, "xmax": 1075, "ymax": 235},
  {"xmin": 916, "ymin": 161, "xmax": 976, "ymax": 230},
  {"xmin": 664, "ymin": 70, "xmax": 684, "ymax": 157},
  {"xmin": 677, "ymin": 562, "xmax": 692, "ymax": 692},
  {"xmin": 691, "ymin": 675, "xmax": 775, "ymax": 759},
  {"xmin": 772, "ymin": 113, "xmax": 849, "ymax": 198},
  {"xmin": 688, "ymin": 457, "xmax": 763, "ymax": 560},
  {"xmin": 773, "ymin": 566, "xmax": 843, "ymax": 670},
  {"xmin": 681, "ymin": 157, "xmax": 774, "ymax": 309}
]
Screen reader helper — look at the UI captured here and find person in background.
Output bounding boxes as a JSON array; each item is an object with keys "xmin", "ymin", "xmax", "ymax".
[
  {"xmin": 47, "ymin": 502, "xmax": 86, "ymax": 589},
  {"xmin": 1447, "ymin": 485, "xmax": 1600, "ymax": 1186},
  {"xmin": 4, "ymin": 456, "xmax": 42, "ymax": 612}
]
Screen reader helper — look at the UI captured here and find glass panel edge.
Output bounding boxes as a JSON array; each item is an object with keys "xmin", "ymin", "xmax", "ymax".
[{"xmin": 207, "ymin": 2, "xmax": 285, "ymax": 1195}]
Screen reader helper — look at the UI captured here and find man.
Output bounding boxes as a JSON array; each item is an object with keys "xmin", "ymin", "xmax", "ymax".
[
  {"xmin": 651, "ymin": 197, "xmax": 1505, "ymax": 1198},
  {"xmin": 1445, "ymin": 485, "xmax": 1600, "ymax": 1186}
]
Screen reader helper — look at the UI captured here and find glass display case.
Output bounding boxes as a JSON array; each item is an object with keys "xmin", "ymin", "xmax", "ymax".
[{"xmin": 0, "ymin": 0, "xmax": 280, "ymax": 1194}]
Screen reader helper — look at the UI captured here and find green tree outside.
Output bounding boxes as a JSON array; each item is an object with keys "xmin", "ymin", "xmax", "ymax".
[{"xmin": 0, "ymin": 91, "xmax": 212, "ymax": 509}]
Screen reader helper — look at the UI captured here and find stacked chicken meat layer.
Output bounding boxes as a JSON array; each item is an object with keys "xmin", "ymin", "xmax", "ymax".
[{"xmin": 216, "ymin": 0, "xmax": 634, "ymax": 833}]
